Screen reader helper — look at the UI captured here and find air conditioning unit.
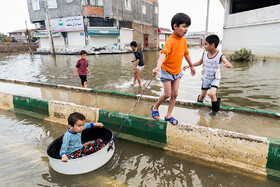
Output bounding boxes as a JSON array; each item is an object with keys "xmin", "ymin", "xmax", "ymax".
[{"xmin": 35, "ymin": 22, "xmax": 42, "ymax": 29}]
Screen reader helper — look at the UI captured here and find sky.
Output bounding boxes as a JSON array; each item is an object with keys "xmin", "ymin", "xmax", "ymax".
[{"xmin": 0, "ymin": 0, "xmax": 225, "ymax": 36}]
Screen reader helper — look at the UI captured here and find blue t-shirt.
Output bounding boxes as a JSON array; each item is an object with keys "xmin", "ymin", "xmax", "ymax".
[{"xmin": 59, "ymin": 122, "xmax": 94, "ymax": 157}]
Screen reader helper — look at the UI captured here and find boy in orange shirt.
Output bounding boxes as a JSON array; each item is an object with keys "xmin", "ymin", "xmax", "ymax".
[{"xmin": 151, "ymin": 13, "xmax": 195, "ymax": 125}]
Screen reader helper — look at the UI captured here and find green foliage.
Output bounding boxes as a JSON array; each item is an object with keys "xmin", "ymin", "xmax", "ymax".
[
  {"xmin": 0, "ymin": 32, "xmax": 15, "ymax": 42},
  {"xmin": 229, "ymin": 48, "xmax": 255, "ymax": 62},
  {"xmin": 31, "ymin": 36, "xmax": 38, "ymax": 43}
]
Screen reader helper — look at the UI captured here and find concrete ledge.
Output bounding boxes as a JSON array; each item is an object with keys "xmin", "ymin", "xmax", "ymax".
[
  {"xmin": 47, "ymin": 100, "xmax": 99, "ymax": 125},
  {"xmin": 98, "ymin": 109, "xmax": 167, "ymax": 143},
  {"xmin": 0, "ymin": 78, "xmax": 278, "ymax": 119},
  {"xmin": 0, "ymin": 92, "xmax": 13, "ymax": 110},
  {"xmin": 0, "ymin": 90, "xmax": 280, "ymax": 179},
  {"xmin": 166, "ymin": 122, "xmax": 269, "ymax": 176}
]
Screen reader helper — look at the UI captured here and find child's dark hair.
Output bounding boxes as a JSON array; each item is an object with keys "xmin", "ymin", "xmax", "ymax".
[
  {"xmin": 68, "ymin": 112, "xmax": 86, "ymax": 126},
  {"xmin": 80, "ymin": 50, "xmax": 87, "ymax": 55},
  {"xmin": 130, "ymin": 41, "xmax": 137, "ymax": 47},
  {"xmin": 206, "ymin": 34, "xmax": 220, "ymax": 48},
  {"xmin": 171, "ymin": 13, "xmax": 191, "ymax": 30}
]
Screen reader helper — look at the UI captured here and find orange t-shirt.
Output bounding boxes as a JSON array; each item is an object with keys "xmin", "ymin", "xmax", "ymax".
[{"xmin": 161, "ymin": 33, "xmax": 189, "ymax": 75}]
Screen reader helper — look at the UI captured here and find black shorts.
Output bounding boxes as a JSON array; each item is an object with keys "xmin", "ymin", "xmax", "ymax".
[{"xmin": 79, "ymin": 75, "xmax": 87, "ymax": 85}]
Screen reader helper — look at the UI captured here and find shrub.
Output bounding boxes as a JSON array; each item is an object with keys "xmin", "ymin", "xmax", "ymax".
[{"xmin": 229, "ymin": 48, "xmax": 255, "ymax": 62}]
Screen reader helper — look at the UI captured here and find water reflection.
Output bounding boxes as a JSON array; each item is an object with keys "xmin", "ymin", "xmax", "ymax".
[
  {"xmin": 0, "ymin": 49, "xmax": 279, "ymax": 112},
  {"xmin": 1, "ymin": 109, "xmax": 280, "ymax": 186}
]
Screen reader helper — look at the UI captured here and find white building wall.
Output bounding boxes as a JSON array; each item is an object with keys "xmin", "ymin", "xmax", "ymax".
[
  {"xmin": 225, "ymin": 5, "xmax": 280, "ymax": 27},
  {"xmin": 221, "ymin": 2, "xmax": 280, "ymax": 57},
  {"xmin": 119, "ymin": 28, "xmax": 133, "ymax": 47},
  {"xmin": 159, "ymin": 34, "xmax": 166, "ymax": 49},
  {"xmin": 68, "ymin": 31, "xmax": 85, "ymax": 48},
  {"xmin": 223, "ymin": 22, "xmax": 280, "ymax": 57},
  {"xmin": 39, "ymin": 38, "xmax": 50, "ymax": 49},
  {"xmin": 88, "ymin": 36, "xmax": 117, "ymax": 48},
  {"xmin": 53, "ymin": 37, "xmax": 65, "ymax": 49}
]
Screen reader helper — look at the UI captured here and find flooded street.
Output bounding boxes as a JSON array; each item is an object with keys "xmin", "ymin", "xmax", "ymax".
[
  {"xmin": 0, "ymin": 109, "xmax": 279, "ymax": 187},
  {"xmin": 0, "ymin": 48, "xmax": 279, "ymax": 112},
  {"xmin": 0, "ymin": 49, "xmax": 280, "ymax": 186}
]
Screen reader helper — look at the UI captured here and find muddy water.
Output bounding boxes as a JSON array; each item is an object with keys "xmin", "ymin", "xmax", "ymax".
[
  {"xmin": 0, "ymin": 49, "xmax": 279, "ymax": 112},
  {"xmin": 0, "ymin": 109, "xmax": 279, "ymax": 186},
  {"xmin": 0, "ymin": 81, "xmax": 280, "ymax": 141}
]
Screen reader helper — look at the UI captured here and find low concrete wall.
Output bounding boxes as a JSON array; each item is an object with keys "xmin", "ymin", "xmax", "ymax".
[
  {"xmin": 0, "ymin": 42, "xmax": 38, "ymax": 53},
  {"xmin": 1, "ymin": 78, "xmax": 279, "ymax": 118},
  {"xmin": 0, "ymin": 91, "xmax": 280, "ymax": 179}
]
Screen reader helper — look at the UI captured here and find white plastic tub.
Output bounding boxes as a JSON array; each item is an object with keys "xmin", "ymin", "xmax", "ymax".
[{"xmin": 47, "ymin": 127, "xmax": 115, "ymax": 175}]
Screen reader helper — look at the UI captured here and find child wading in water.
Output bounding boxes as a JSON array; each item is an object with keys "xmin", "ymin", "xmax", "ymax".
[
  {"xmin": 184, "ymin": 34, "xmax": 232, "ymax": 116},
  {"xmin": 151, "ymin": 13, "xmax": 195, "ymax": 125},
  {"xmin": 60, "ymin": 112, "xmax": 105, "ymax": 162},
  {"xmin": 74, "ymin": 50, "xmax": 91, "ymax": 88},
  {"xmin": 130, "ymin": 41, "xmax": 144, "ymax": 87}
]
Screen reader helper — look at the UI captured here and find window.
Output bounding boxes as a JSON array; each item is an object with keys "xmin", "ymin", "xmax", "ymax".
[
  {"xmin": 142, "ymin": 5, "xmax": 146, "ymax": 15},
  {"xmin": 67, "ymin": 0, "xmax": 73, "ymax": 3},
  {"xmin": 230, "ymin": 0, "xmax": 280, "ymax": 14},
  {"xmin": 125, "ymin": 0, "xmax": 131, "ymax": 10},
  {"xmin": 155, "ymin": 6, "xmax": 158, "ymax": 14},
  {"xmin": 32, "ymin": 0, "xmax": 40, "ymax": 10},
  {"xmin": 98, "ymin": 0, "xmax": 103, "ymax": 6},
  {"xmin": 48, "ymin": 0, "xmax": 57, "ymax": 9},
  {"xmin": 90, "ymin": 0, "xmax": 103, "ymax": 6},
  {"xmin": 82, "ymin": 0, "xmax": 88, "ymax": 5}
]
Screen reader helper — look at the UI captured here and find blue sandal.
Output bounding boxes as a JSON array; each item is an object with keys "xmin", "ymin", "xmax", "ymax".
[
  {"xmin": 165, "ymin": 116, "xmax": 178, "ymax": 125},
  {"xmin": 151, "ymin": 106, "xmax": 159, "ymax": 120}
]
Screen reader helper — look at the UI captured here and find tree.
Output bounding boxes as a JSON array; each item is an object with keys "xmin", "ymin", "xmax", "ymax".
[{"xmin": 0, "ymin": 33, "xmax": 16, "ymax": 42}]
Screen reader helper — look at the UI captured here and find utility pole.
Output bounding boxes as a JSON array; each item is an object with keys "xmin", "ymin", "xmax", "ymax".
[
  {"xmin": 141, "ymin": 0, "xmax": 144, "ymax": 50},
  {"xmin": 205, "ymin": 0, "xmax": 210, "ymax": 40},
  {"xmin": 44, "ymin": 0, "xmax": 55, "ymax": 55},
  {"xmin": 80, "ymin": 0, "xmax": 89, "ymax": 46},
  {"xmin": 25, "ymin": 21, "xmax": 32, "ymax": 53}
]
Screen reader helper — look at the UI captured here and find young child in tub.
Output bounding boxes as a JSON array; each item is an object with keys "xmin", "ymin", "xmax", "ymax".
[{"xmin": 60, "ymin": 112, "xmax": 105, "ymax": 162}]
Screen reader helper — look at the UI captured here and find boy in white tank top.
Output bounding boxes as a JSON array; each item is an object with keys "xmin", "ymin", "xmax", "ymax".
[{"xmin": 184, "ymin": 34, "xmax": 232, "ymax": 116}]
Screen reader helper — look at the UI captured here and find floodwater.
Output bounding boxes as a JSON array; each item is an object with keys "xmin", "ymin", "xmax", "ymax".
[
  {"xmin": 0, "ymin": 48, "xmax": 279, "ymax": 112},
  {"xmin": 0, "ymin": 49, "xmax": 280, "ymax": 186},
  {"xmin": 0, "ymin": 109, "xmax": 279, "ymax": 186}
]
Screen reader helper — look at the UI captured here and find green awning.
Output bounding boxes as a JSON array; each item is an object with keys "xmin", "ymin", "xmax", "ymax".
[
  {"xmin": 88, "ymin": 29, "xmax": 119, "ymax": 36},
  {"xmin": 34, "ymin": 32, "xmax": 62, "ymax": 37}
]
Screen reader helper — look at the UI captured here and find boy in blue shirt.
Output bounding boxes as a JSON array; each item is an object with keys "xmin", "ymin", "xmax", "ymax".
[
  {"xmin": 60, "ymin": 112, "xmax": 105, "ymax": 162},
  {"xmin": 184, "ymin": 34, "xmax": 232, "ymax": 116}
]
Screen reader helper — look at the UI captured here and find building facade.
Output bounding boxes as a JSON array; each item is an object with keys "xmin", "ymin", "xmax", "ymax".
[
  {"xmin": 220, "ymin": 0, "xmax": 280, "ymax": 57},
  {"xmin": 27, "ymin": 0, "xmax": 158, "ymax": 51}
]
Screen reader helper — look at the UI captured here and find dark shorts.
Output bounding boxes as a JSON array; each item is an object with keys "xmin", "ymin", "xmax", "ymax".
[{"xmin": 79, "ymin": 75, "xmax": 87, "ymax": 85}]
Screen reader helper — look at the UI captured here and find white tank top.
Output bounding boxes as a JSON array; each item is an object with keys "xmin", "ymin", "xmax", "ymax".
[{"xmin": 202, "ymin": 51, "xmax": 224, "ymax": 81}]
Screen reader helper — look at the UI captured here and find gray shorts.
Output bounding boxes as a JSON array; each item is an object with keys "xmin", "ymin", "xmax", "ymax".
[
  {"xmin": 160, "ymin": 68, "xmax": 183, "ymax": 82},
  {"xmin": 201, "ymin": 79, "xmax": 220, "ymax": 90}
]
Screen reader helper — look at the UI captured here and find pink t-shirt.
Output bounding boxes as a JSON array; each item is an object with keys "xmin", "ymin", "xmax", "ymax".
[{"xmin": 76, "ymin": 59, "xmax": 88, "ymax": 76}]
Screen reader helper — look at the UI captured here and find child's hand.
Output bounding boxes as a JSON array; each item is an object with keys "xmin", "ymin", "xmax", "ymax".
[
  {"xmin": 190, "ymin": 67, "xmax": 196, "ymax": 76},
  {"xmin": 88, "ymin": 73, "xmax": 91, "ymax": 77},
  {"xmin": 133, "ymin": 67, "xmax": 136, "ymax": 70},
  {"xmin": 224, "ymin": 62, "xmax": 232, "ymax": 68},
  {"xmin": 183, "ymin": 65, "xmax": 190, "ymax": 71},
  {"xmin": 152, "ymin": 67, "xmax": 160, "ymax": 76},
  {"xmin": 94, "ymin": 123, "xmax": 104, "ymax": 127},
  {"xmin": 74, "ymin": 73, "xmax": 77, "ymax": 77},
  {"xmin": 61, "ymin": 154, "xmax": 68, "ymax": 162}
]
